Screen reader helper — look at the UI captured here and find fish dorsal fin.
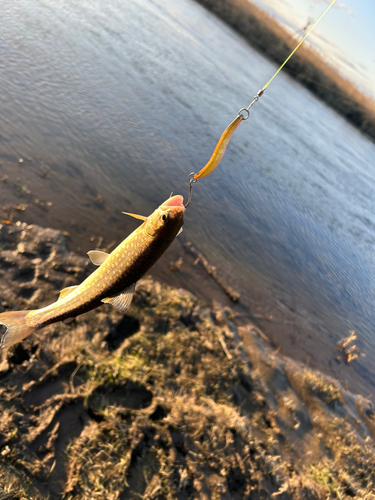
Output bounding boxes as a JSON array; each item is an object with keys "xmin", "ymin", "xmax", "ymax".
[
  {"xmin": 177, "ymin": 227, "xmax": 183, "ymax": 237},
  {"xmin": 58, "ymin": 285, "xmax": 78, "ymax": 301},
  {"xmin": 88, "ymin": 250, "xmax": 109, "ymax": 266},
  {"xmin": 122, "ymin": 212, "xmax": 148, "ymax": 222},
  {"xmin": 102, "ymin": 283, "xmax": 136, "ymax": 313}
]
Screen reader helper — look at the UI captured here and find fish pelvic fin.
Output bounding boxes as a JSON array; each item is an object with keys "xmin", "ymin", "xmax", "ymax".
[
  {"xmin": 102, "ymin": 283, "xmax": 135, "ymax": 313},
  {"xmin": 63, "ymin": 317, "xmax": 75, "ymax": 324},
  {"xmin": 0, "ymin": 310, "xmax": 36, "ymax": 349}
]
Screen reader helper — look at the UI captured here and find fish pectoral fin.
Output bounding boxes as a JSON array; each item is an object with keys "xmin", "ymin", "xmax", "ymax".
[
  {"xmin": 122, "ymin": 212, "xmax": 148, "ymax": 222},
  {"xmin": 58, "ymin": 285, "xmax": 79, "ymax": 301},
  {"xmin": 63, "ymin": 317, "xmax": 75, "ymax": 324},
  {"xmin": 101, "ymin": 283, "xmax": 136, "ymax": 314},
  {"xmin": 176, "ymin": 227, "xmax": 183, "ymax": 237},
  {"xmin": 88, "ymin": 250, "xmax": 110, "ymax": 266}
]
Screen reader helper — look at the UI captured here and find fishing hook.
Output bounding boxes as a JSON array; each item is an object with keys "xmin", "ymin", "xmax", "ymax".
[{"xmin": 185, "ymin": 172, "xmax": 197, "ymax": 208}]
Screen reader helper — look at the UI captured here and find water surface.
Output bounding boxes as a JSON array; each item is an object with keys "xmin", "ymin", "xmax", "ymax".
[{"xmin": 1, "ymin": 0, "xmax": 375, "ymax": 394}]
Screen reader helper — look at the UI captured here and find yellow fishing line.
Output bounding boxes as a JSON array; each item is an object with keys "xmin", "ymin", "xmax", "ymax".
[
  {"xmin": 188, "ymin": 0, "xmax": 338, "ymax": 191},
  {"xmin": 265, "ymin": 0, "xmax": 338, "ymax": 88}
]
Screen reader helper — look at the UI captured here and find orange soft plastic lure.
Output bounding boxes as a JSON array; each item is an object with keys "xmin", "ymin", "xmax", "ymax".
[
  {"xmin": 194, "ymin": 114, "xmax": 243, "ymax": 180},
  {"xmin": 192, "ymin": 0, "xmax": 337, "ymax": 183}
]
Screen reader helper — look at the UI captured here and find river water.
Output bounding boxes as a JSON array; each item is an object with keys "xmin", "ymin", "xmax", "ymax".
[{"xmin": 1, "ymin": 0, "xmax": 375, "ymax": 394}]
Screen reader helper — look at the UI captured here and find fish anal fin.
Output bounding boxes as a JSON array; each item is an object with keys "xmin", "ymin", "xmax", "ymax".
[
  {"xmin": 58, "ymin": 285, "xmax": 79, "ymax": 301},
  {"xmin": 0, "ymin": 311, "xmax": 35, "ymax": 349},
  {"xmin": 88, "ymin": 250, "xmax": 109, "ymax": 266},
  {"xmin": 102, "ymin": 283, "xmax": 136, "ymax": 313}
]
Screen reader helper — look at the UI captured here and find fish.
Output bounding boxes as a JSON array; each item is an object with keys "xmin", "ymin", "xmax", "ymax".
[{"xmin": 0, "ymin": 195, "xmax": 185, "ymax": 349}]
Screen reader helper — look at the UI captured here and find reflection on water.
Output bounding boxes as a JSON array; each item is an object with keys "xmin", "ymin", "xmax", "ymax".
[{"xmin": 1, "ymin": 0, "xmax": 375, "ymax": 393}]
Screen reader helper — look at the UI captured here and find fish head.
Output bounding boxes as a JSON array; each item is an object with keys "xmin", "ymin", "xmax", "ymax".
[{"xmin": 145, "ymin": 195, "xmax": 185, "ymax": 238}]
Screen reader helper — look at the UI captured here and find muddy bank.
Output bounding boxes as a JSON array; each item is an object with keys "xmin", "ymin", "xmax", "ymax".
[{"xmin": 0, "ymin": 223, "xmax": 375, "ymax": 499}]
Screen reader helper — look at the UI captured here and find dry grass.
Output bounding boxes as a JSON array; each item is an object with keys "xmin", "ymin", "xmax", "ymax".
[
  {"xmin": 0, "ymin": 464, "xmax": 45, "ymax": 500},
  {"xmin": 302, "ymin": 369, "xmax": 343, "ymax": 407}
]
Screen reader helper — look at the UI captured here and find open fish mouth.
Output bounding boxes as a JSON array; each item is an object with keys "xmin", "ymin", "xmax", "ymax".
[{"xmin": 161, "ymin": 195, "xmax": 184, "ymax": 208}]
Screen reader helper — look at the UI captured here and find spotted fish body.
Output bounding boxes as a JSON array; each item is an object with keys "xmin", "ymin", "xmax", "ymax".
[{"xmin": 0, "ymin": 195, "xmax": 185, "ymax": 349}]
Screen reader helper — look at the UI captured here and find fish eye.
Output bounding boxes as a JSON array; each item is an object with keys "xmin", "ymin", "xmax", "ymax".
[{"xmin": 161, "ymin": 213, "xmax": 168, "ymax": 222}]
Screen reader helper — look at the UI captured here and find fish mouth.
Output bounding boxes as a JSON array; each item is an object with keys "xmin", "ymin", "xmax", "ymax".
[{"xmin": 161, "ymin": 195, "xmax": 184, "ymax": 209}]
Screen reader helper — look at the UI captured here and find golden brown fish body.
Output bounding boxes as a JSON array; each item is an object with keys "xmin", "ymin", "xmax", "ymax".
[{"xmin": 0, "ymin": 195, "xmax": 185, "ymax": 349}]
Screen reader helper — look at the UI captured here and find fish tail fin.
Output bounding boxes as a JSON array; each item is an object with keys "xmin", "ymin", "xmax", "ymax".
[{"xmin": 0, "ymin": 311, "xmax": 36, "ymax": 349}]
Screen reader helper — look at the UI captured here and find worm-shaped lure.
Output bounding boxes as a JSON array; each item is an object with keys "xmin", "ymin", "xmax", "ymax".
[{"xmin": 194, "ymin": 115, "xmax": 243, "ymax": 180}]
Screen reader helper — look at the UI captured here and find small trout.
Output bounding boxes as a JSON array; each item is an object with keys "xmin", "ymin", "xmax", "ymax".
[{"xmin": 0, "ymin": 195, "xmax": 185, "ymax": 349}]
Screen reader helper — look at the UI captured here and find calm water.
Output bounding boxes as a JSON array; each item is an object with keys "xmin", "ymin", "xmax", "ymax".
[{"xmin": 1, "ymin": 0, "xmax": 375, "ymax": 393}]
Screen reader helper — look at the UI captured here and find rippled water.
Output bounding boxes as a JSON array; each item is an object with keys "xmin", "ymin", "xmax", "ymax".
[{"xmin": 1, "ymin": 0, "xmax": 375, "ymax": 393}]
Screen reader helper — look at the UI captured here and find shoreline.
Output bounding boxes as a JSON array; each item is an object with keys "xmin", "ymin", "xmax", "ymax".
[
  {"xmin": 0, "ymin": 145, "xmax": 373, "ymax": 397},
  {"xmin": 0, "ymin": 196, "xmax": 372, "ymax": 398},
  {"xmin": 1, "ymin": 0, "xmax": 375, "ymax": 404}
]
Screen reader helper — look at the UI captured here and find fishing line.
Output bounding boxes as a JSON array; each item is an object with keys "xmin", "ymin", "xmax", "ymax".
[
  {"xmin": 185, "ymin": 0, "xmax": 337, "ymax": 207},
  {"xmin": 264, "ymin": 0, "xmax": 337, "ymax": 88}
]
